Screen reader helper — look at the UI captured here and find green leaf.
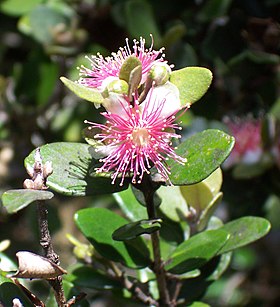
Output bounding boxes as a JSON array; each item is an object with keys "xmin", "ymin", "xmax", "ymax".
[
  {"xmin": 165, "ymin": 229, "xmax": 229, "ymax": 274},
  {"xmin": 0, "ymin": 0, "xmax": 42, "ymax": 16},
  {"xmin": 0, "ymin": 275, "xmax": 33, "ymax": 306},
  {"xmin": 66, "ymin": 264, "xmax": 121, "ymax": 290},
  {"xmin": 119, "ymin": 56, "xmax": 142, "ymax": 83},
  {"xmin": 28, "ymin": 5, "xmax": 69, "ymax": 44},
  {"xmin": 170, "ymin": 67, "xmax": 213, "ymax": 107},
  {"xmin": 60, "ymin": 77, "xmax": 104, "ymax": 104},
  {"xmin": 217, "ymin": 217, "xmax": 271, "ymax": 255},
  {"xmin": 124, "ymin": 0, "xmax": 161, "ymax": 47},
  {"xmin": 168, "ymin": 129, "xmax": 235, "ymax": 185},
  {"xmin": 24, "ymin": 142, "xmax": 128, "ymax": 196},
  {"xmin": 197, "ymin": 192, "xmax": 223, "ymax": 231},
  {"xmin": 187, "ymin": 302, "xmax": 210, "ymax": 307},
  {"xmin": 180, "ymin": 181, "xmax": 213, "ymax": 212},
  {"xmin": 202, "ymin": 167, "xmax": 223, "ymax": 195},
  {"xmin": 114, "ymin": 186, "xmax": 147, "ymax": 221},
  {"xmin": 1, "ymin": 189, "xmax": 54, "ymax": 214},
  {"xmin": 157, "ymin": 186, "xmax": 189, "ymax": 222},
  {"xmin": 207, "ymin": 252, "xmax": 232, "ymax": 281},
  {"xmin": 75, "ymin": 208, "xmax": 150, "ymax": 268},
  {"xmin": 112, "ymin": 219, "xmax": 162, "ymax": 241}
]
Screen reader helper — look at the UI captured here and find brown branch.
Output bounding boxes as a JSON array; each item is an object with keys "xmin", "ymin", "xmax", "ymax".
[
  {"xmin": 136, "ymin": 176, "xmax": 173, "ymax": 306},
  {"xmin": 24, "ymin": 148, "xmax": 66, "ymax": 306}
]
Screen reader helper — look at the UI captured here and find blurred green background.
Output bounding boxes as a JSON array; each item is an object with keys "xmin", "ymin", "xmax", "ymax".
[{"xmin": 0, "ymin": 0, "xmax": 279, "ymax": 306}]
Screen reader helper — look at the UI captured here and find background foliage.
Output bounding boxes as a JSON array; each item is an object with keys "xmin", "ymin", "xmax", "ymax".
[{"xmin": 0, "ymin": 0, "xmax": 279, "ymax": 306}]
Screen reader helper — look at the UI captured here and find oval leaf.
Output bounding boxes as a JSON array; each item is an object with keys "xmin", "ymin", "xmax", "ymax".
[
  {"xmin": 1, "ymin": 189, "xmax": 54, "ymax": 214},
  {"xmin": 24, "ymin": 142, "xmax": 128, "ymax": 196},
  {"xmin": 165, "ymin": 229, "xmax": 229, "ymax": 274},
  {"xmin": 60, "ymin": 77, "xmax": 104, "ymax": 104},
  {"xmin": 217, "ymin": 216, "xmax": 271, "ymax": 255},
  {"xmin": 112, "ymin": 219, "xmax": 162, "ymax": 241},
  {"xmin": 75, "ymin": 208, "xmax": 150, "ymax": 268},
  {"xmin": 168, "ymin": 129, "xmax": 235, "ymax": 185},
  {"xmin": 170, "ymin": 67, "xmax": 213, "ymax": 107}
]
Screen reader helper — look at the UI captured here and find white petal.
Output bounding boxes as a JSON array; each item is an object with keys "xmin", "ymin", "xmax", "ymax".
[
  {"xmin": 140, "ymin": 81, "xmax": 181, "ymax": 119},
  {"xmin": 102, "ymin": 93, "xmax": 130, "ymax": 117}
]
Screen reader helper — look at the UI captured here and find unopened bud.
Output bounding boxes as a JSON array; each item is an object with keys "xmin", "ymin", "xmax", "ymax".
[
  {"xmin": 107, "ymin": 79, "xmax": 129, "ymax": 95},
  {"xmin": 43, "ymin": 161, "xmax": 53, "ymax": 178},
  {"xmin": 149, "ymin": 63, "xmax": 171, "ymax": 86}
]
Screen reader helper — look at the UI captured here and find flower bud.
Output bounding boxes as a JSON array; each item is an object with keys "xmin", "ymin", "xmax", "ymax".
[
  {"xmin": 149, "ymin": 63, "xmax": 171, "ymax": 86},
  {"xmin": 107, "ymin": 79, "xmax": 129, "ymax": 95}
]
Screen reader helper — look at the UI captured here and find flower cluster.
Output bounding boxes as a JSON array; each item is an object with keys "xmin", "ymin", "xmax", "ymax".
[
  {"xmin": 78, "ymin": 37, "xmax": 187, "ymax": 185},
  {"xmin": 223, "ymin": 117, "xmax": 262, "ymax": 168}
]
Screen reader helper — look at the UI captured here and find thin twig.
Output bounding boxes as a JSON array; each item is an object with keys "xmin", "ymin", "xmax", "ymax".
[
  {"xmin": 137, "ymin": 176, "xmax": 173, "ymax": 306},
  {"xmin": 37, "ymin": 201, "xmax": 66, "ymax": 306},
  {"xmin": 24, "ymin": 148, "xmax": 66, "ymax": 306},
  {"xmin": 107, "ymin": 260, "xmax": 159, "ymax": 306}
]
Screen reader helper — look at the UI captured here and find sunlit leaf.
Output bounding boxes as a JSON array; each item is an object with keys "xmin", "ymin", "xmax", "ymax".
[
  {"xmin": 24, "ymin": 142, "xmax": 128, "ymax": 196},
  {"xmin": 1, "ymin": 189, "xmax": 54, "ymax": 214},
  {"xmin": 170, "ymin": 67, "xmax": 213, "ymax": 107},
  {"xmin": 168, "ymin": 129, "xmax": 234, "ymax": 185},
  {"xmin": 60, "ymin": 77, "xmax": 104, "ymax": 104}
]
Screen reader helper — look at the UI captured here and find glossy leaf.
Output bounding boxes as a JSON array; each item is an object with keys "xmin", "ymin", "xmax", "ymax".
[
  {"xmin": 170, "ymin": 67, "xmax": 213, "ymax": 107},
  {"xmin": 217, "ymin": 216, "xmax": 271, "ymax": 255},
  {"xmin": 2, "ymin": 189, "xmax": 54, "ymax": 214},
  {"xmin": 75, "ymin": 208, "xmax": 150, "ymax": 268},
  {"xmin": 60, "ymin": 77, "xmax": 104, "ymax": 104},
  {"xmin": 112, "ymin": 219, "xmax": 162, "ymax": 241},
  {"xmin": 168, "ymin": 129, "xmax": 235, "ymax": 185},
  {"xmin": 24, "ymin": 142, "xmax": 128, "ymax": 196},
  {"xmin": 165, "ymin": 229, "xmax": 229, "ymax": 274}
]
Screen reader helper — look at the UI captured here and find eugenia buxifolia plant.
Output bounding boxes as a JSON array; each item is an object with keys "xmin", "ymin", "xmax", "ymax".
[{"xmin": 1, "ymin": 37, "xmax": 271, "ymax": 306}]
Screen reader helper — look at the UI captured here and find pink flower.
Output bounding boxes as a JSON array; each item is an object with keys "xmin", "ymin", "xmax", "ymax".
[
  {"xmin": 77, "ymin": 37, "xmax": 166, "ymax": 90},
  {"xmin": 223, "ymin": 117, "xmax": 262, "ymax": 167},
  {"xmin": 86, "ymin": 86, "xmax": 186, "ymax": 186}
]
